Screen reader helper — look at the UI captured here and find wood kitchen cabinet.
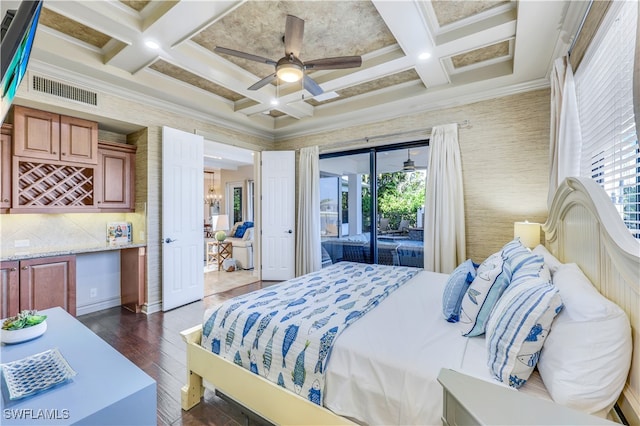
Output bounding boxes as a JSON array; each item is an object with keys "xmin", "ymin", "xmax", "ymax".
[
  {"xmin": 1, "ymin": 124, "xmax": 11, "ymax": 212},
  {"xmin": 18, "ymin": 255, "xmax": 76, "ymax": 316},
  {"xmin": 0, "ymin": 261, "xmax": 19, "ymax": 318},
  {"xmin": 120, "ymin": 247, "xmax": 145, "ymax": 313},
  {"xmin": 13, "ymin": 105, "xmax": 98, "ymax": 165},
  {"xmin": 95, "ymin": 141, "xmax": 136, "ymax": 211}
]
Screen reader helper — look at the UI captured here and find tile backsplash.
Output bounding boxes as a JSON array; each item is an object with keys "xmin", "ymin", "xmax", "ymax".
[{"xmin": 0, "ymin": 203, "xmax": 146, "ymax": 256}]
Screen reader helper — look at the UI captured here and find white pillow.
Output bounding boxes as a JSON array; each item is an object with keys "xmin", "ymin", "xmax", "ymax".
[
  {"xmin": 459, "ymin": 252, "xmax": 510, "ymax": 336},
  {"xmin": 532, "ymin": 244, "xmax": 563, "ymax": 274},
  {"xmin": 537, "ymin": 263, "xmax": 632, "ymax": 415},
  {"xmin": 486, "ymin": 276, "xmax": 563, "ymax": 388}
]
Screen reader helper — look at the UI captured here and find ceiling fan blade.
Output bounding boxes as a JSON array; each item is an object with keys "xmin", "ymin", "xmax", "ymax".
[
  {"xmin": 248, "ymin": 73, "xmax": 277, "ymax": 91},
  {"xmin": 305, "ymin": 56, "xmax": 362, "ymax": 70},
  {"xmin": 214, "ymin": 46, "xmax": 277, "ymax": 66},
  {"xmin": 303, "ymin": 75, "xmax": 323, "ymax": 96},
  {"xmin": 284, "ymin": 15, "xmax": 304, "ymax": 57}
]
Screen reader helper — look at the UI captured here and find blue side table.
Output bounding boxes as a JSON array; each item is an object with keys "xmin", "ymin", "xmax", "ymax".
[{"xmin": 0, "ymin": 307, "xmax": 156, "ymax": 425}]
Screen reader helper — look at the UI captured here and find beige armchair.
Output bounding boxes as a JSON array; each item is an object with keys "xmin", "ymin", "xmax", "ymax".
[{"xmin": 225, "ymin": 227, "xmax": 254, "ymax": 270}]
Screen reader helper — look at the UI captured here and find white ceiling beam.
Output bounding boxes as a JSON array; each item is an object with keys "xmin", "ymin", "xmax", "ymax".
[
  {"xmin": 512, "ymin": 1, "xmax": 570, "ymax": 80},
  {"xmin": 372, "ymin": 0, "xmax": 449, "ymax": 88}
]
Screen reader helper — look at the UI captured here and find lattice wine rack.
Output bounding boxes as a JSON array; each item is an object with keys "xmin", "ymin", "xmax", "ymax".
[{"xmin": 16, "ymin": 160, "xmax": 95, "ymax": 208}]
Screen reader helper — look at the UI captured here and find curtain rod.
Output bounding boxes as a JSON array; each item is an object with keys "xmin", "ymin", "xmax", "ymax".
[
  {"xmin": 319, "ymin": 120, "xmax": 471, "ymax": 152},
  {"xmin": 568, "ymin": 0, "xmax": 593, "ymax": 57}
]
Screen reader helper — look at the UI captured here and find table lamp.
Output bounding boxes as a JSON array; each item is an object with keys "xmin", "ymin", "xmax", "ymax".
[
  {"xmin": 514, "ymin": 221, "xmax": 541, "ymax": 249},
  {"xmin": 212, "ymin": 214, "xmax": 229, "ymax": 242}
]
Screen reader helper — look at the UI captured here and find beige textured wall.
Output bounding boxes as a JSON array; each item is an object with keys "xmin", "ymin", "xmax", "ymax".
[{"xmin": 278, "ymin": 89, "xmax": 551, "ymax": 262}]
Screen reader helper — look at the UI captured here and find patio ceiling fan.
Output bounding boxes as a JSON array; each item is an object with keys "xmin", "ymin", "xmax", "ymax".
[
  {"xmin": 403, "ymin": 149, "xmax": 427, "ymax": 172},
  {"xmin": 214, "ymin": 15, "xmax": 362, "ymax": 96}
]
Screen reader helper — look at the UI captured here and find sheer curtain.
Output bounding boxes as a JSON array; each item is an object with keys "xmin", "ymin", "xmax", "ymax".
[
  {"xmin": 424, "ymin": 123, "xmax": 466, "ymax": 273},
  {"xmin": 295, "ymin": 146, "xmax": 321, "ymax": 276},
  {"xmin": 548, "ymin": 56, "xmax": 582, "ymax": 207}
]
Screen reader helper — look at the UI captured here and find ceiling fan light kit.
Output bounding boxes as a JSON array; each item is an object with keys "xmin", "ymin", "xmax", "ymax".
[
  {"xmin": 276, "ymin": 57, "xmax": 304, "ymax": 83},
  {"xmin": 214, "ymin": 14, "xmax": 362, "ymax": 96},
  {"xmin": 403, "ymin": 158, "xmax": 416, "ymax": 172}
]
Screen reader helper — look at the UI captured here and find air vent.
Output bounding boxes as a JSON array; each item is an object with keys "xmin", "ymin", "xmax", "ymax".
[{"xmin": 32, "ymin": 75, "xmax": 98, "ymax": 106}]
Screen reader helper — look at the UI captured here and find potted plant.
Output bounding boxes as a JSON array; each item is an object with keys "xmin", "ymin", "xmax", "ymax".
[{"xmin": 1, "ymin": 310, "xmax": 47, "ymax": 344}]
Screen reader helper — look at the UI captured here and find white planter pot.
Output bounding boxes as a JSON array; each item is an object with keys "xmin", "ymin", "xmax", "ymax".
[{"xmin": 1, "ymin": 320, "xmax": 47, "ymax": 344}]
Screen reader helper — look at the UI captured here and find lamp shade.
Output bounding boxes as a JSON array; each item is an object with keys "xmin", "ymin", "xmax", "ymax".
[
  {"xmin": 514, "ymin": 221, "xmax": 541, "ymax": 249},
  {"xmin": 212, "ymin": 214, "xmax": 229, "ymax": 232}
]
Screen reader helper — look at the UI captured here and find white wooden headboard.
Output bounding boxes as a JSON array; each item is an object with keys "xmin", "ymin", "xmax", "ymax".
[{"xmin": 544, "ymin": 177, "xmax": 640, "ymax": 425}]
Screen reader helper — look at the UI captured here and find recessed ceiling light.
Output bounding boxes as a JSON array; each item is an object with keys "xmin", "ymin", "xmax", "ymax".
[
  {"xmin": 418, "ymin": 52, "xmax": 431, "ymax": 60},
  {"xmin": 145, "ymin": 40, "xmax": 160, "ymax": 50},
  {"xmin": 270, "ymin": 99, "xmax": 279, "ymax": 106}
]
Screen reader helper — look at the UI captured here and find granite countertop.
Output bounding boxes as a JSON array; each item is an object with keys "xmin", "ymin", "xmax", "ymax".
[{"xmin": 0, "ymin": 242, "xmax": 147, "ymax": 261}]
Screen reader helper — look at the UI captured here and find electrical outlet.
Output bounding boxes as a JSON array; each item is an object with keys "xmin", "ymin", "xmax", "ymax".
[
  {"xmin": 14, "ymin": 239, "xmax": 30, "ymax": 248},
  {"xmin": 90, "ymin": 288, "xmax": 97, "ymax": 298}
]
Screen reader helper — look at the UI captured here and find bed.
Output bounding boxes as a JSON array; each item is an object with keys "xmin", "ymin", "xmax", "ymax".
[{"xmin": 181, "ymin": 177, "xmax": 640, "ymax": 425}]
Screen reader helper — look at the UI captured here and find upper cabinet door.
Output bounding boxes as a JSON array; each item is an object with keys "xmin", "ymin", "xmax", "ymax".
[
  {"xmin": 95, "ymin": 143, "xmax": 134, "ymax": 210},
  {"xmin": 13, "ymin": 105, "xmax": 60, "ymax": 162},
  {"xmin": 13, "ymin": 105, "xmax": 98, "ymax": 165},
  {"xmin": 60, "ymin": 115, "xmax": 98, "ymax": 164}
]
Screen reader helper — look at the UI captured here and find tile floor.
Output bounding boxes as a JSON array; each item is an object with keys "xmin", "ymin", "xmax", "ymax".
[{"xmin": 204, "ymin": 267, "xmax": 259, "ymax": 296}]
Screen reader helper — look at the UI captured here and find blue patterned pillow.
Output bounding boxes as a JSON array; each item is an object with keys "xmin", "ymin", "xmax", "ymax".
[
  {"xmin": 486, "ymin": 277, "xmax": 563, "ymax": 388},
  {"xmin": 459, "ymin": 252, "xmax": 511, "ymax": 337},
  {"xmin": 502, "ymin": 238, "xmax": 545, "ymax": 284},
  {"xmin": 442, "ymin": 259, "xmax": 478, "ymax": 322}
]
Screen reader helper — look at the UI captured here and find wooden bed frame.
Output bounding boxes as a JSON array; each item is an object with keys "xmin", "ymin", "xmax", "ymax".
[{"xmin": 181, "ymin": 176, "xmax": 640, "ymax": 425}]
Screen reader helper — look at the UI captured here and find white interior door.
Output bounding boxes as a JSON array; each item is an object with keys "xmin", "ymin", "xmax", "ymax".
[
  {"xmin": 162, "ymin": 126, "xmax": 204, "ymax": 311},
  {"xmin": 261, "ymin": 151, "xmax": 295, "ymax": 280}
]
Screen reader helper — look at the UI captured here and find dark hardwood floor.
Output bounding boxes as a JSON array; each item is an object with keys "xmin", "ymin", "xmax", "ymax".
[{"xmin": 77, "ymin": 281, "xmax": 278, "ymax": 426}]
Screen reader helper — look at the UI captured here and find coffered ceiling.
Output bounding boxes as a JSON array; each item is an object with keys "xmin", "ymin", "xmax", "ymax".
[{"xmin": 2, "ymin": 0, "xmax": 587, "ymax": 140}]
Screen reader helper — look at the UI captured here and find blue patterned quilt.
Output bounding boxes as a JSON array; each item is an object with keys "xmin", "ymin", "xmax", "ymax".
[{"xmin": 200, "ymin": 262, "xmax": 420, "ymax": 405}]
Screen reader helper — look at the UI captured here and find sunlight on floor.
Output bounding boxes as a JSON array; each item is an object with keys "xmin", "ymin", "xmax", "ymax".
[{"xmin": 204, "ymin": 267, "xmax": 258, "ymax": 296}]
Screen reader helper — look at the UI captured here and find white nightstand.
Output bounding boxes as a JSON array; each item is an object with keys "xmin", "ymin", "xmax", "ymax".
[{"xmin": 437, "ymin": 369, "xmax": 616, "ymax": 425}]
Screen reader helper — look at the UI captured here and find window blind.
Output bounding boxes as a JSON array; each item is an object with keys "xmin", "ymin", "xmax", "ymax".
[{"xmin": 574, "ymin": 0, "xmax": 639, "ymax": 238}]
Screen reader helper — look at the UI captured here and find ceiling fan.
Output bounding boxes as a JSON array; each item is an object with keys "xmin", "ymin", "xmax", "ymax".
[
  {"xmin": 214, "ymin": 15, "xmax": 362, "ymax": 96},
  {"xmin": 403, "ymin": 149, "xmax": 427, "ymax": 172}
]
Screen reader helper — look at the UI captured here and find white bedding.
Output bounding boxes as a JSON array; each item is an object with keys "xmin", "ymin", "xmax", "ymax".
[{"xmin": 324, "ymin": 270, "xmax": 551, "ymax": 425}]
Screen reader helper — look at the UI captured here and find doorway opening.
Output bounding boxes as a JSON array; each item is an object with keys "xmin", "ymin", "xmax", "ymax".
[{"xmin": 203, "ymin": 140, "xmax": 258, "ymax": 297}]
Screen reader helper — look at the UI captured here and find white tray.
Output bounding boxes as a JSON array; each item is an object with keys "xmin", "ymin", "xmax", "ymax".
[{"xmin": 1, "ymin": 348, "xmax": 76, "ymax": 400}]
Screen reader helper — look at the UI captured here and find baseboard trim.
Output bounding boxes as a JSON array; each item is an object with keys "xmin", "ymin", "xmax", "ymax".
[{"xmin": 77, "ymin": 297, "xmax": 121, "ymax": 316}]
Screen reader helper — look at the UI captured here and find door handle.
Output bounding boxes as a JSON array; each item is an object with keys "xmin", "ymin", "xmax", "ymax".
[{"xmin": 165, "ymin": 238, "xmax": 177, "ymax": 243}]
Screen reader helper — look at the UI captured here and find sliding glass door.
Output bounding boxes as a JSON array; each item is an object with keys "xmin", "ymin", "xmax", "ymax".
[
  {"xmin": 319, "ymin": 142, "xmax": 428, "ymax": 267},
  {"xmin": 320, "ymin": 152, "xmax": 372, "ymax": 265}
]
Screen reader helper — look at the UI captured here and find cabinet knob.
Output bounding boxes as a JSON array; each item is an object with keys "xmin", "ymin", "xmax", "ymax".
[
  {"xmin": 97, "ymin": 201, "xmax": 101, "ymax": 204},
  {"xmin": 21, "ymin": 266, "xmax": 28, "ymax": 270},
  {"xmin": 2, "ymin": 199, "xmax": 8, "ymax": 202},
  {"xmin": 53, "ymin": 151, "xmax": 57, "ymax": 155},
  {"xmin": 10, "ymin": 268, "xmax": 16, "ymax": 271},
  {"xmin": 61, "ymin": 153, "xmax": 66, "ymax": 156}
]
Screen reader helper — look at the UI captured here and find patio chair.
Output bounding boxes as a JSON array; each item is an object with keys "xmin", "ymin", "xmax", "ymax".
[
  {"xmin": 378, "ymin": 218, "xmax": 390, "ymax": 234},
  {"xmin": 389, "ymin": 219, "xmax": 410, "ymax": 235}
]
